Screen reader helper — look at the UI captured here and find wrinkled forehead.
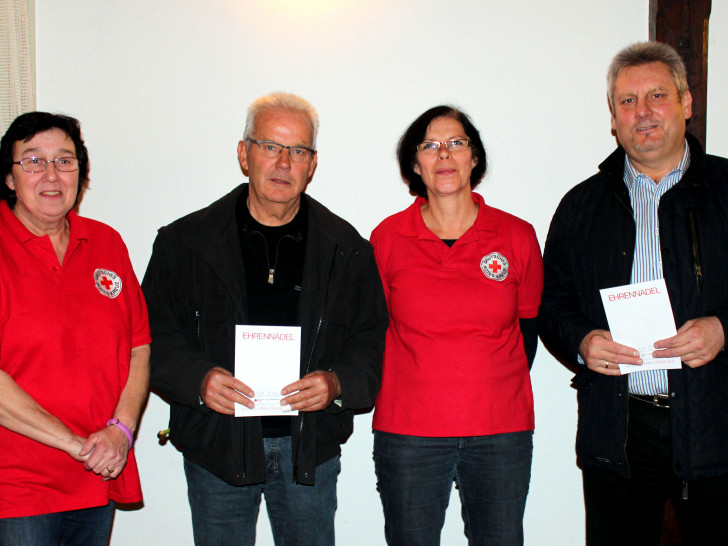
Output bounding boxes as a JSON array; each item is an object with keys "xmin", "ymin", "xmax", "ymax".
[
  {"xmin": 253, "ymin": 107, "xmax": 314, "ymax": 142},
  {"xmin": 615, "ymin": 61, "xmax": 678, "ymax": 89}
]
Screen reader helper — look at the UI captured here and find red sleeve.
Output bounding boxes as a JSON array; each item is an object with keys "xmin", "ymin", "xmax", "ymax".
[
  {"xmin": 121, "ymin": 241, "xmax": 152, "ymax": 349},
  {"xmin": 517, "ymin": 224, "xmax": 544, "ymax": 319},
  {"xmin": 369, "ymin": 225, "xmax": 391, "ymax": 303}
]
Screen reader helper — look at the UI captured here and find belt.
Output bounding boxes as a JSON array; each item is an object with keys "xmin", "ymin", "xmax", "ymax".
[{"xmin": 629, "ymin": 393, "xmax": 670, "ymax": 409}]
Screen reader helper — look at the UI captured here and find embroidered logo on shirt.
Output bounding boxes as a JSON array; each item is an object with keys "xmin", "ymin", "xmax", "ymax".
[
  {"xmin": 94, "ymin": 269, "xmax": 123, "ymax": 299},
  {"xmin": 480, "ymin": 252, "xmax": 509, "ymax": 282}
]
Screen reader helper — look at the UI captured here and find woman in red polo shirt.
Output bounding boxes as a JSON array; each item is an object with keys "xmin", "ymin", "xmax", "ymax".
[
  {"xmin": 371, "ymin": 106, "xmax": 543, "ymax": 546},
  {"xmin": 0, "ymin": 112, "xmax": 150, "ymax": 545}
]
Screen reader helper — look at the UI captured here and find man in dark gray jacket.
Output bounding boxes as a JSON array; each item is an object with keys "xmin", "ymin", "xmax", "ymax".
[
  {"xmin": 143, "ymin": 92, "xmax": 387, "ymax": 546},
  {"xmin": 539, "ymin": 42, "xmax": 728, "ymax": 545}
]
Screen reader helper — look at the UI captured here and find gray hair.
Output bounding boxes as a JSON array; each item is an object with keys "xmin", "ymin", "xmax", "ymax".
[
  {"xmin": 243, "ymin": 92, "xmax": 319, "ymax": 148},
  {"xmin": 607, "ymin": 41, "xmax": 689, "ymax": 113}
]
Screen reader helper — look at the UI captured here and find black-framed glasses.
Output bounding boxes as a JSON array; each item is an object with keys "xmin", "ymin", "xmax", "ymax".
[
  {"xmin": 416, "ymin": 138, "xmax": 472, "ymax": 155},
  {"xmin": 12, "ymin": 156, "xmax": 79, "ymax": 173},
  {"xmin": 247, "ymin": 139, "xmax": 315, "ymax": 163}
]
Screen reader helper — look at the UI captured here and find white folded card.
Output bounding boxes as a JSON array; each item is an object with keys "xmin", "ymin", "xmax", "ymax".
[
  {"xmin": 234, "ymin": 325, "xmax": 301, "ymax": 417},
  {"xmin": 599, "ymin": 279, "xmax": 682, "ymax": 374}
]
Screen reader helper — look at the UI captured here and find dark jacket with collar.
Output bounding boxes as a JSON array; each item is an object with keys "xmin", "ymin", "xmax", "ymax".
[
  {"xmin": 143, "ymin": 184, "xmax": 388, "ymax": 485},
  {"xmin": 539, "ymin": 133, "xmax": 728, "ymax": 478}
]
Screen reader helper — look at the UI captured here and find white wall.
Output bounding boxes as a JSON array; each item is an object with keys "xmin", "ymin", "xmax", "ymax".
[{"xmin": 34, "ymin": 2, "xmax": 727, "ymax": 544}]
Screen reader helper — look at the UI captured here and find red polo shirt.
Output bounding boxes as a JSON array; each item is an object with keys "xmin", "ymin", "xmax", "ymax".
[
  {"xmin": 371, "ymin": 193, "xmax": 543, "ymax": 437},
  {"xmin": 0, "ymin": 201, "xmax": 150, "ymax": 517}
]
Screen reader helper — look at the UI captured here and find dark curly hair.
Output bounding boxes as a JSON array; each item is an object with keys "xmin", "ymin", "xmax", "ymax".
[
  {"xmin": 397, "ymin": 105, "xmax": 487, "ymax": 198},
  {"xmin": 1, "ymin": 112, "xmax": 89, "ymax": 206}
]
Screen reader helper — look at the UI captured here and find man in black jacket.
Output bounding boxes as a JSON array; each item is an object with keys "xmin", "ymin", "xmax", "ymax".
[
  {"xmin": 143, "ymin": 92, "xmax": 387, "ymax": 546},
  {"xmin": 539, "ymin": 42, "xmax": 728, "ymax": 545}
]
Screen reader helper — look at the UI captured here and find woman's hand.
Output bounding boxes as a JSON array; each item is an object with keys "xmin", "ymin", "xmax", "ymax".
[
  {"xmin": 80, "ymin": 424, "xmax": 130, "ymax": 481},
  {"xmin": 0, "ymin": 369, "xmax": 101, "ymax": 462},
  {"xmin": 63, "ymin": 434, "xmax": 91, "ymax": 463}
]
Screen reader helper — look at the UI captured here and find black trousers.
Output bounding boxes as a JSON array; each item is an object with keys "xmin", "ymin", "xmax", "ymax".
[{"xmin": 582, "ymin": 396, "xmax": 728, "ymax": 546}]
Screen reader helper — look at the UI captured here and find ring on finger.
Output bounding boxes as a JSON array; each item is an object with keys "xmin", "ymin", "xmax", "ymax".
[
  {"xmin": 107, "ymin": 466, "xmax": 115, "ymax": 473},
  {"xmin": 605, "ymin": 361, "xmax": 610, "ymax": 369}
]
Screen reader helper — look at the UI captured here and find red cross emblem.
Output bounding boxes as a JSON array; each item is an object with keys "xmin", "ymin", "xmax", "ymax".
[
  {"xmin": 480, "ymin": 252, "xmax": 509, "ymax": 282},
  {"xmin": 94, "ymin": 268, "xmax": 122, "ymax": 299}
]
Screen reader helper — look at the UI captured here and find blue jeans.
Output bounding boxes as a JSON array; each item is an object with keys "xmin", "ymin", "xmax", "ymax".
[
  {"xmin": 374, "ymin": 430, "xmax": 533, "ymax": 546},
  {"xmin": 0, "ymin": 502, "xmax": 114, "ymax": 546},
  {"xmin": 184, "ymin": 436, "xmax": 340, "ymax": 546}
]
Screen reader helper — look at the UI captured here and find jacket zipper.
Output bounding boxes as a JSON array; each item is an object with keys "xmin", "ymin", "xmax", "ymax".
[
  {"xmin": 268, "ymin": 234, "xmax": 276, "ymax": 284},
  {"xmin": 252, "ymin": 231, "xmax": 296, "ymax": 285},
  {"xmin": 297, "ymin": 249, "xmax": 342, "ymax": 444},
  {"xmin": 299, "ymin": 317, "xmax": 325, "ymax": 434},
  {"xmin": 687, "ymin": 209, "xmax": 702, "ymax": 295},
  {"xmin": 624, "ymin": 391, "xmax": 630, "ymax": 477}
]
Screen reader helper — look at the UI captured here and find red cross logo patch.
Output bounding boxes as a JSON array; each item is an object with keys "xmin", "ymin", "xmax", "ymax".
[
  {"xmin": 480, "ymin": 252, "xmax": 509, "ymax": 282},
  {"xmin": 94, "ymin": 268, "xmax": 123, "ymax": 299}
]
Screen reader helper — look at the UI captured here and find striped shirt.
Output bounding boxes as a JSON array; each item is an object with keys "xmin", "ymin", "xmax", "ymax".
[{"xmin": 625, "ymin": 141, "xmax": 690, "ymax": 395}]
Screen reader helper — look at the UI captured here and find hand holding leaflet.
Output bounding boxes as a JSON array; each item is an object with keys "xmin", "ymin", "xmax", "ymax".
[
  {"xmin": 234, "ymin": 325, "xmax": 301, "ymax": 416},
  {"xmin": 600, "ymin": 279, "xmax": 682, "ymax": 374}
]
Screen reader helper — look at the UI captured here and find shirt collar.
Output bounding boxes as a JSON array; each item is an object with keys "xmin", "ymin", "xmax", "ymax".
[
  {"xmin": 400, "ymin": 191, "xmax": 496, "ymax": 240},
  {"xmin": 624, "ymin": 139, "xmax": 691, "ymax": 191},
  {"xmin": 0, "ymin": 201, "xmax": 86, "ymax": 244},
  {"xmin": 235, "ymin": 185, "xmax": 306, "ymax": 240}
]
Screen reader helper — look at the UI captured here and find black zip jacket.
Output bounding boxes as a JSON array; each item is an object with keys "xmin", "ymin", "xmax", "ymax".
[
  {"xmin": 142, "ymin": 184, "xmax": 388, "ymax": 485},
  {"xmin": 539, "ymin": 133, "xmax": 728, "ymax": 478}
]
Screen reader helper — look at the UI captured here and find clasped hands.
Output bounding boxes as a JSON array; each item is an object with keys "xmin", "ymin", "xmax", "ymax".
[
  {"xmin": 579, "ymin": 316, "xmax": 725, "ymax": 375},
  {"xmin": 65, "ymin": 423, "xmax": 131, "ymax": 481},
  {"xmin": 201, "ymin": 367, "xmax": 341, "ymax": 415}
]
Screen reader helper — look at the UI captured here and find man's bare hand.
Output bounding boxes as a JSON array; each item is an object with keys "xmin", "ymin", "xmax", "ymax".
[
  {"xmin": 654, "ymin": 317, "xmax": 725, "ymax": 368},
  {"xmin": 201, "ymin": 367, "xmax": 255, "ymax": 415},
  {"xmin": 579, "ymin": 329, "xmax": 642, "ymax": 376},
  {"xmin": 280, "ymin": 370, "xmax": 340, "ymax": 412}
]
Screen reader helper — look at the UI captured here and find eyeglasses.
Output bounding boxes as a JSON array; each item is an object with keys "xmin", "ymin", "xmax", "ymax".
[
  {"xmin": 416, "ymin": 138, "xmax": 472, "ymax": 155},
  {"xmin": 247, "ymin": 139, "xmax": 315, "ymax": 163},
  {"xmin": 12, "ymin": 156, "xmax": 79, "ymax": 173}
]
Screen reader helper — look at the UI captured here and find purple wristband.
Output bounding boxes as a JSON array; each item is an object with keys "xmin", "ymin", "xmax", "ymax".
[{"xmin": 106, "ymin": 418, "xmax": 134, "ymax": 448}]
